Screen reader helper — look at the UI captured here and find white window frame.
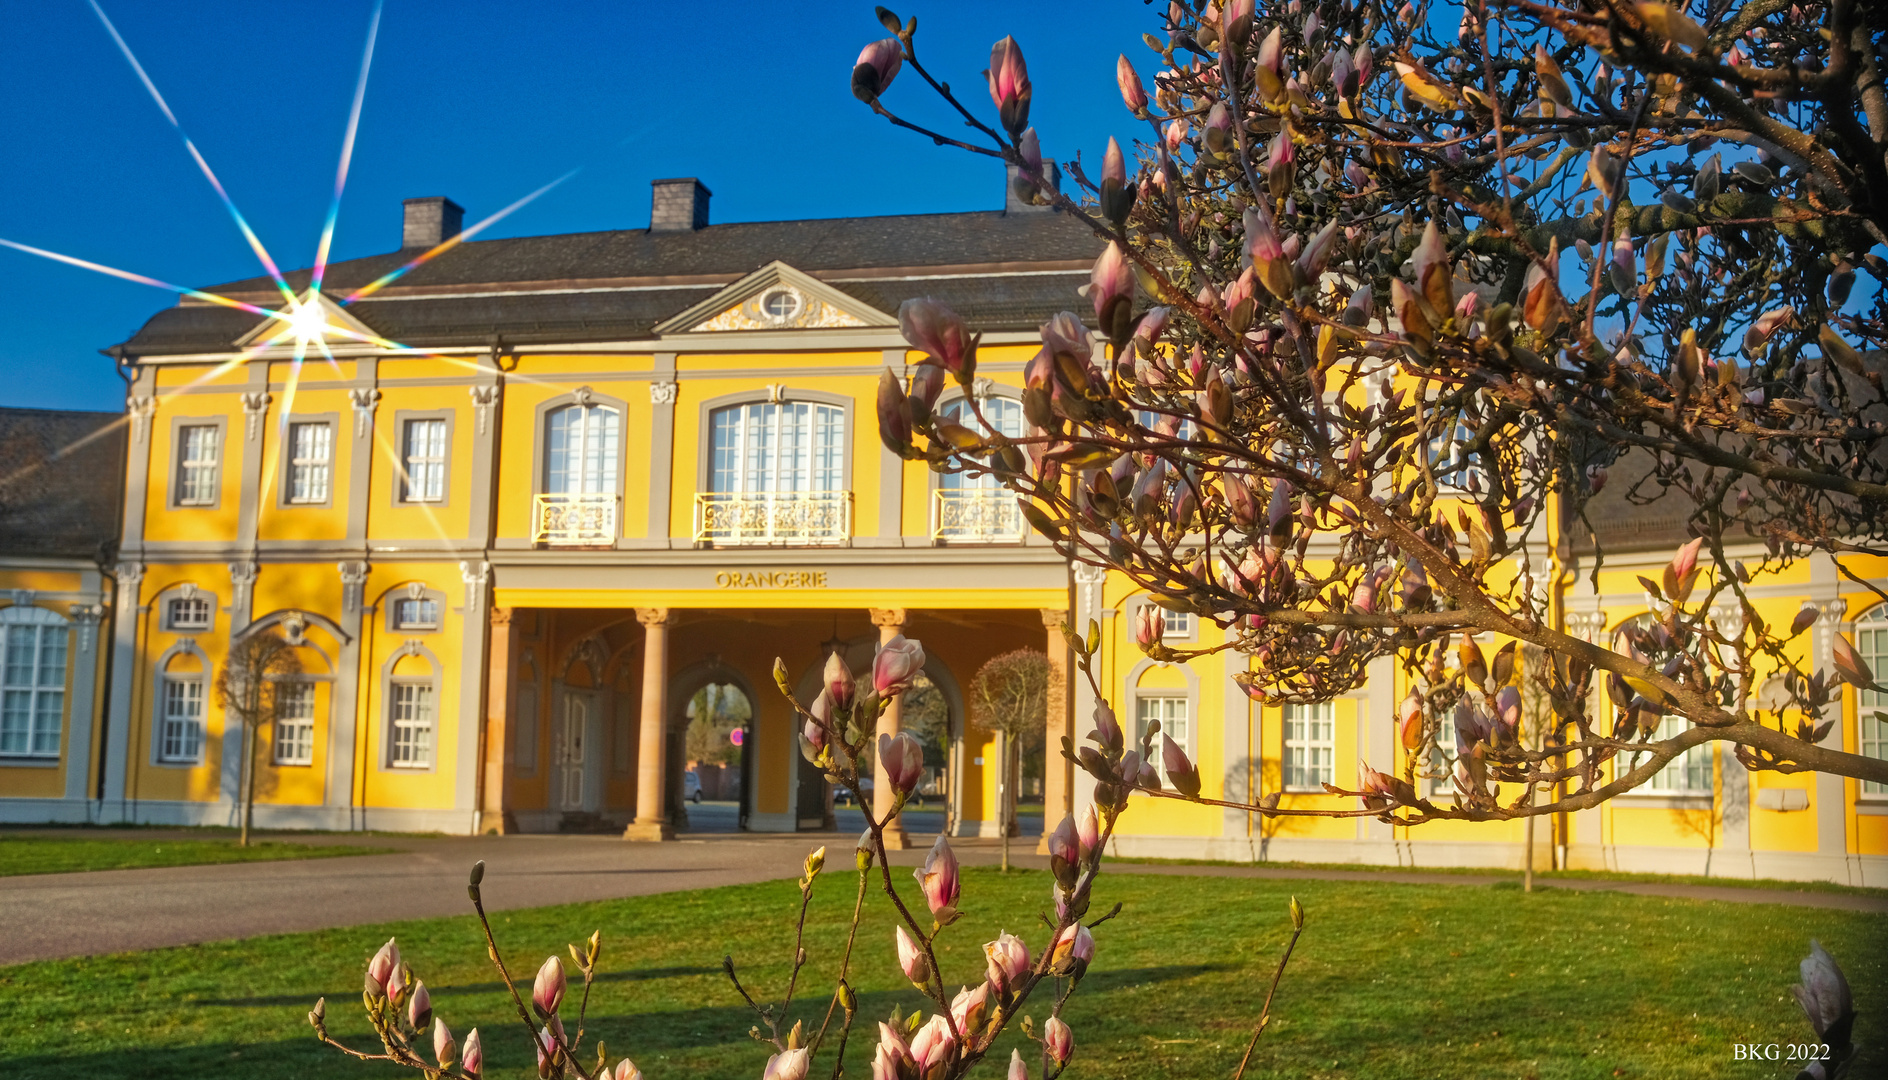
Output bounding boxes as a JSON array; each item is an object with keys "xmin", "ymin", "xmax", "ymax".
[
  {"xmin": 1429, "ymin": 703, "xmax": 1459, "ymax": 796},
  {"xmin": 938, "ymin": 397, "xmax": 1024, "ymax": 492},
  {"xmin": 157, "ymin": 674, "xmax": 206, "ymax": 764},
  {"xmin": 1625, "ymin": 714, "xmax": 1713, "ymax": 795},
  {"xmin": 286, "ymin": 421, "xmax": 333, "ymax": 505},
  {"xmin": 273, "ymin": 680, "xmax": 315, "ymax": 766},
  {"xmin": 1134, "ymin": 693, "xmax": 1191, "ymax": 783},
  {"xmin": 165, "ymin": 595, "xmax": 214, "ymax": 632},
  {"xmin": 545, "ymin": 403, "xmax": 622, "ymax": 496},
  {"xmin": 1853, "ymin": 606, "xmax": 1887, "ymax": 795},
  {"xmin": 0, "ymin": 606, "xmax": 68, "ymax": 759},
  {"xmin": 709, "ymin": 400, "xmax": 847, "ymax": 495},
  {"xmin": 401, "ymin": 417, "xmax": 448, "ymax": 504},
  {"xmin": 1282, "ymin": 702, "xmax": 1336, "ymax": 791},
  {"xmin": 175, "ymin": 423, "xmax": 221, "ymax": 507},
  {"xmin": 392, "ymin": 598, "xmax": 440, "ymax": 631},
  {"xmin": 1425, "ymin": 418, "xmax": 1486, "ymax": 493},
  {"xmin": 387, "ymin": 679, "xmax": 435, "ymax": 769}
]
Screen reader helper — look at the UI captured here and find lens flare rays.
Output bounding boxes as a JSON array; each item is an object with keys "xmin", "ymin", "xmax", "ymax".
[{"xmin": 312, "ymin": 1, "xmax": 383, "ymax": 295}]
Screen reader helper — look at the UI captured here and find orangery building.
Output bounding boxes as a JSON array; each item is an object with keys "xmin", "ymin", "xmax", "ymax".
[{"xmin": 0, "ymin": 177, "xmax": 1882, "ymax": 882}]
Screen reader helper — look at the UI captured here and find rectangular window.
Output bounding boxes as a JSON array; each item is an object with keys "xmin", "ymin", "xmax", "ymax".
[
  {"xmin": 0, "ymin": 623, "xmax": 67, "ymax": 758},
  {"xmin": 158, "ymin": 676, "xmax": 205, "ymax": 763},
  {"xmin": 1162, "ymin": 610, "xmax": 1193, "ymax": 637},
  {"xmin": 1135, "ymin": 694, "xmax": 1189, "ymax": 781},
  {"xmin": 709, "ymin": 402, "xmax": 846, "ymax": 493},
  {"xmin": 287, "ymin": 422, "xmax": 332, "ymax": 504},
  {"xmin": 273, "ymin": 681, "xmax": 315, "ymax": 766},
  {"xmin": 176, "ymin": 424, "xmax": 220, "ymax": 505},
  {"xmin": 1429, "ymin": 709, "xmax": 1459, "ymax": 796},
  {"xmin": 389, "ymin": 681, "xmax": 434, "ymax": 768},
  {"xmin": 402, "ymin": 418, "xmax": 447, "ymax": 503},
  {"xmin": 1628, "ymin": 716, "xmax": 1712, "ymax": 794},
  {"xmin": 166, "ymin": 596, "xmax": 213, "ymax": 631},
  {"xmin": 1858, "ymin": 618, "xmax": 1888, "ymax": 795},
  {"xmin": 392, "ymin": 598, "xmax": 439, "ymax": 630},
  {"xmin": 1283, "ymin": 702, "xmax": 1335, "ymax": 790}
]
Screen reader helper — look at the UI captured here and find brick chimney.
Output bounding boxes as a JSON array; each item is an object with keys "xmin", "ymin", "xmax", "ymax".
[
  {"xmin": 1005, "ymin": 162, "xmax": 1061, "ymax": 214},
  {"xmin": 402, "ymin": 197, "xmax": 463, "ymax": 250},
  {"xmin": 650, "ymin": 178, "xmax": 711, "ymax": 232}
]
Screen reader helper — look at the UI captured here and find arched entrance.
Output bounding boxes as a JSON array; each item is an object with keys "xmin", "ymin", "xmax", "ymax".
[{"xmin": 669, "ymin": 659, "xmax": 758, "ymax": 832}]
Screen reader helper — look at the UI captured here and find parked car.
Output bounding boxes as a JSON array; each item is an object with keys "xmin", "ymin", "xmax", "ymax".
[{"xmin": 684, "ymin": 770, "xmax": 703, "ymax": 803}]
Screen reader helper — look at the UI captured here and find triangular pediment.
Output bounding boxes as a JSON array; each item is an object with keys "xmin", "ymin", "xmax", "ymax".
[
  {"xmin": 233, "ymin": 288, "xmax": 382, "ymax": 352},
  {"xmin": 653, "ymin": 261, "xmax": 895, "ymax": 335}
]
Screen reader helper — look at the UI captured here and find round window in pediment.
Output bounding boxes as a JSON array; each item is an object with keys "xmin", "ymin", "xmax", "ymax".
[{"xmin": 759, "ymin": 288, "xmax": 802, "ymax": 324}]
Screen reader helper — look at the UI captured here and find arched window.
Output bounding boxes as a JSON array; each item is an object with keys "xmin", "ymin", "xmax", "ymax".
[
  {"xmin": 1858, "ymin": 606, "xmax": 1888, "ymax": 794},
  {"xmin": 545, "ymin": 402, "xmax": 621, "ymax": 495},
  {"xmin": 156, "ymin": 648, "xmax": 206, "ymax": 765},
  {"xmin": 1, "ymin": 605, "xmax": 68, "ymax": 759},
  {"xmin": 1613, "ymin": 614, "xmax": 1711, "ymax": 795},
  {"xmin": 939, "ymin": 397, "xmax": 1023, "ymax": 492},
  {"xmin": 710, "ymin": 401, "xmax": 845, "ymax": 494}
]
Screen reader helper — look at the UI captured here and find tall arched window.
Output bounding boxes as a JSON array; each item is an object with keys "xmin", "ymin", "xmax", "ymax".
[
  {"xmin": 1, "ymin": 605, "xmax": 68, "ymax": 759},
  {"xmin": 1857, "ymin": 606, "xmax": 1888, "ymax": 794},
  {"xmin": 545, "ymin": 403, "xmax": 621, "ymax": 495},
  {"xmin": 698, "ymin": 399, "xmax": 849, "ymax": 544},
  {"xmin": 535, "ymin": 400, "xmax": 623, "ymax": 546},
  {"xmin": 934, "ymin": 396, "xmax": 1024, "ymax": 541},
  {"xmin": 710, "ymin": 401, "xmax": 845, "ymax": 495}
]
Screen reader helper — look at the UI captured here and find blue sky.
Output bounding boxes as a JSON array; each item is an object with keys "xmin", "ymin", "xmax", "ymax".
[{"xmin": 0, "ymin": 1, "xmax": 1154, "ymax": 411}]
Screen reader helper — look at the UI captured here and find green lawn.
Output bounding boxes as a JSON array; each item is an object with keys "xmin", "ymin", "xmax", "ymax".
[
  {"xmin": 0, "ymin": 867, "xmax": 1880, "ymax": 1079},
  {"xmin": 1110, "ymin": 855, "xmax": 1888, "ymax": 897},
  {"xmin": 0, "ymin": 835, "xmax": 391, "ymax": 877}
]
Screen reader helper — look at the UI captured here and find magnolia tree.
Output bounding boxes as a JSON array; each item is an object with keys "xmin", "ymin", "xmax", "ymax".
[
  {"xmin": 302, "ymin": 0, "xmax": 1882, "ymax": 1075},
  {"xmin": 864, "ymin": 0, "xmax": 1888, "ymax": 820}
]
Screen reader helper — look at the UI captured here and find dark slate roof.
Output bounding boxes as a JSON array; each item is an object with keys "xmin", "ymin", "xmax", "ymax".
[
  {"xmin": 117, "ymin": 209, "xmax": 1103, "ymax": 355},
  {"xmin": 1565, "ymin": 447, "xmax": 1698, "ymax": 556},
  {"xmin": 0, "ymin": 407, "xmax": 124, "ymax": 561}
]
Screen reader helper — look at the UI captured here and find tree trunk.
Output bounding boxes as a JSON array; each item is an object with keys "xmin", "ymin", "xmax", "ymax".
[
  {"xmin": 1000, "ymin": 731, "xmax": 1011, "ymax": 873},
  {"xmin": 239, "ymin": 720, "xmax": 254, "ymax": 847},
  {"xmin": 1523, "ymin": 810, "xmax": 1534, "ymax": 893}
]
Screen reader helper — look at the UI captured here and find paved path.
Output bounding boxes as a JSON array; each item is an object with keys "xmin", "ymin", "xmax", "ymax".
[{"xmin": 2, "ymin": 828, "xmax": 1880, "ymax": 966}]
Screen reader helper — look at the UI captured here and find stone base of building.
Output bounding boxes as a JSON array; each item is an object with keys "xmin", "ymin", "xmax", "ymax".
[
  {"xmin": 1102, "ymin": 832, "xmax": 1888, "ymax": 886},
  {"xmin": 0, "ymin": 796, "xmax": 479, "ymax": 835}
]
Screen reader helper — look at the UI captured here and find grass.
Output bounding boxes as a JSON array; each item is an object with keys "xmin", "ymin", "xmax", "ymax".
[
  {"xmin": 1109, "ymin": 855, "xmax": 1888, "ymax": 897},
  {"xmin": 1, "ymin": 868, "xmax": 1882, "ymax": 1079},
  {"xmin": 0, "ymin": 835, "xmax": 392, "ymax": 877}
]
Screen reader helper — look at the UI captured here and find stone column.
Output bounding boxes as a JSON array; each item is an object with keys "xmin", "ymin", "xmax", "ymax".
[
  {"xmin": 870, "ymin": 607, "xmax": 911, "ymax": 850},
  {"xmin": 1038, "ymin": 608, "xmax": 1070, "ymax": 852},
  {"xmin": 482, "ymin": 607, "xmax": 519, "ymax": 834},
  {"xmin": 624, "ymin": 608, "xmax": 674, "ymax": 841}
]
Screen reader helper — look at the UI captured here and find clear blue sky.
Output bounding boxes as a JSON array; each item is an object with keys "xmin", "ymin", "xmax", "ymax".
[{"xmin": 0, "ymin": 1, "xmax": 1154, "ymax": 412}]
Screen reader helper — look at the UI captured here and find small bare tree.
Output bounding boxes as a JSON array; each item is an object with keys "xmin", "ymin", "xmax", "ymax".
[
  {"xmin": 970, "ymin": 648, "xmax": 1050, "ymax": 871},
  {"xmin": 215, "ymin": 630, "xmax": 300, "ymax": 847}
]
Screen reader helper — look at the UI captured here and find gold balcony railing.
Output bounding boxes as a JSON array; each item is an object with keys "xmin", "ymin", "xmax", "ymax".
[
  {"xmin": 533, "ymin": 493, "xmax": 618, "ymax": 546},
  {"xmin": 932, "ymin": 488, "xmax": 1026, "ymax": 543},
  {"xmin": 693, "ymin": 491, "xmax": 852, "ymax": 545}
]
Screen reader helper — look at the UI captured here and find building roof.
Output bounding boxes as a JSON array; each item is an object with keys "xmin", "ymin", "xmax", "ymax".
[
  {"xmin": 116, "ymin": 208, "xmax": 1105, "ymax": 355},
  {"xmin": 0, "ymin": 407, "xmax": 125, "ymax": 561}
]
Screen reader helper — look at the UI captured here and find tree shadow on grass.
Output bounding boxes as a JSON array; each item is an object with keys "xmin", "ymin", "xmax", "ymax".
[
  {"xmin": 12, "ymin": 965, "xmax": 1225, "ymax": 1080},
  {"xmin": 194, "ymin": 966, "xmax": 723, "ymax": 1008}
]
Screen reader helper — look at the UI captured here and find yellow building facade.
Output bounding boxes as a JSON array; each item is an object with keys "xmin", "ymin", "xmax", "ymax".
[{"xmin": 4, "ymin": 181, "xmax": 1881, "ymax": 883}]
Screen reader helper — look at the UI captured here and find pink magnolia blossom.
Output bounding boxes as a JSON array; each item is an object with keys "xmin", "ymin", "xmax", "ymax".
[
  {"xmin": 914, "ymin": 834, "xmax": 960, "ymax": 921},
  {"xmin": 1047, "ymin": 814, "xmax": 1080, "ymax": 887},
  {"xmin": 1090, "ymin": 242, "xmax": 1135, "ymax": 342},
  {"xmin": 896, "ymin": 924, "xmax": 932, "ymax": 985},
  {"xmin": 461, "ymin": 1028, "xmax": 483, "ymax": 1078},
  {"xmin": 1050, "ymin": 922, "xmax": 1095, "ymax": 975},
  {"xmin": 910, "ymin": 1014, "xmax": 956, "ymax": 1075},
  {"xmin": 1162, "ymin": 734, "xmax": 1200, "ymax": 796},
  {"xmin": 366, "ymin": 938, "xmax": 400, "ymax": 994},
  {"xmin": 1043, "ymin": 1015, "xmax": 1075, "ymax": 1067},
  {"xmin": 879, "ymin": 731, "xmax": 925, "ymax": 797},
  {"xmin": 950, "ymin": 981, "xmax": 994, "ymax": 1038},
  {"xmin": 1090, "ymin": 700, "xmax": 1123, "ymax": 753},
  {"xmin": 1117, "ymin": 54, "xmax": 1148, "ymax": 114},
  {"xmin": 898, "ymin": 298, "xmax": 975, "ymax": 377},
  {"xmin": 987, "ymin": 36, "xmax": 1032, "ymax": 134},
  {"xmin": 823, "ymin": 651, "xmax": 858, "ymax": 712},
  {"xmin": 1133, "ymin": 603, "xmax": 1164, "ymax": 648},
  {"xmin": 532, "ymin": 956, "xmax": 565, "ymax": 1018},
  {"xmin": 764, "ymin": 1047, "xmax": 811, "ymax": 1080},
  {"xmin": 1077, "ymin": 804, "xmax": 1100, "ymax": 857},
  {"xmin": 612, "ymin": 1060, "xmax": 643, "ymax": 1080},
  {"xmin": 536, "ymin": 1018, "xmax": 565, "ymax": 1076},
  {"xmin": 852, "ymin": 39, "xmax": 903, "ymax": 102},
  {"xmin": 1009, "ymin": 1048, "xmax": 1029, "ymax": 1080},
  {"xmin": 873, "ymin": 635, "xmax": 926, "ymax": 696},
  {"xmin": 408, "ymin": 980, "xmax": 433, "ymax": 1030},
  {"xmin": 433, "ymin": 1019, "xmax": 456, "ymax": 1068},
  {"xmin": 984, "ymin": 931, "xmax": 1031, "ymax": 995},
  {"xmin": 872, "ymin": 1022, "xmax": 915, "ymax": 1080}
]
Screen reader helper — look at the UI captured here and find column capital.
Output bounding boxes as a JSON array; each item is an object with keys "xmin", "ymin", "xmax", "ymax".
[
  {"xmin": 636, "ymin": 606, "xmax": 671, "ymax": 627},
  {"xmin": 869, "ymin": 607, "xmax": 907, "ymax": 629},
  {"xmin": 490, "ymin": 606, "xmax": 515, "ymax": 627},
  {"xmin": 1039, "ymin": 608, "xmax": 1068, "ymax": 629}
]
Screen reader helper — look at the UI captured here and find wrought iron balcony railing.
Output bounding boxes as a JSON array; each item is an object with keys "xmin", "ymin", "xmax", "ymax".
[
  {"xmin": 932, "ymin": 488, "xmax": 1026, "ymax": 543},
  {"xmin": 532, "ymin": 493, "xmax": 618, "ymax": 546},
  {"xmin": 693, "ymin": 491, "xmax": 852, "ymax": 546}
]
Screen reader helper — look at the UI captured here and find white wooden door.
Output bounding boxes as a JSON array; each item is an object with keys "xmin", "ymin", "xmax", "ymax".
[{"xmin": 558, "ymin": 694, "xmax": 588, "ymax": 810}]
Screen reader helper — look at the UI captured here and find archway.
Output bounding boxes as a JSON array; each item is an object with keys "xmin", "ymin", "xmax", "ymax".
[{"xmin": 668, "ymin": 658, "xmax": 759, "ymax": 833}]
